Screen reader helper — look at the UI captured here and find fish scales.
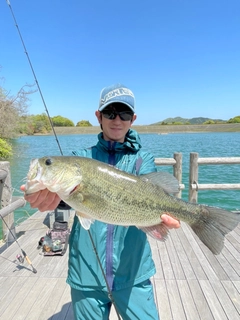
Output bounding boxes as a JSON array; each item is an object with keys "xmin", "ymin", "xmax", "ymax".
[{"xmin": 68, "ymin": 160, "xmax": 193, "ymax": 226}]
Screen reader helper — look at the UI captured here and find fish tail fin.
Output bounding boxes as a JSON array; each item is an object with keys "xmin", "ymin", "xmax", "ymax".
[{"xmin": 190, "ymin": 207, "xmax": 240, "ymax": 255}]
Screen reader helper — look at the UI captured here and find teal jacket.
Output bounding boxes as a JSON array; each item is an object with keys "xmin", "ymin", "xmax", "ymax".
[{"xmin": 66, "ymin": 129, "xmax": 157, "ymax": 291}]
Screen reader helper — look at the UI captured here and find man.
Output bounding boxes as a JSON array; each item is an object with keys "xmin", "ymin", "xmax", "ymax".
[{"xmin": 22, "ymin": 84, "xmax": 180, "ymax": 319}]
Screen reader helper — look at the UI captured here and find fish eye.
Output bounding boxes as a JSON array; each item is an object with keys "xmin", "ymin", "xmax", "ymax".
[{"xmin": 45, "ymin": 158, "xmax": 52, "ymax": 166}]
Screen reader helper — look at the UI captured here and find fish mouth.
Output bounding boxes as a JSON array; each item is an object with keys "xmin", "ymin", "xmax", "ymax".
[
  {"xmin": 27, "ymin": 159, "xmax": 41, "ymax": 180},
  {"xmin": 25, "ymin": 159, "xmax": 43, "ymax": 194}
]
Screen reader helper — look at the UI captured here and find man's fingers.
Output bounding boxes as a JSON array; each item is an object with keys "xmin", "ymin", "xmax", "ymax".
[
  {"xmin": 37, "ymin": 193, "xmax": 61, "ymax": 212},
  {"xmin": 161, "ymin": 214, "xmax": 181, "ymax": 229},
  {"xmin": 20, "ymin": 185, "xmax": 61, "ymax": 212}
]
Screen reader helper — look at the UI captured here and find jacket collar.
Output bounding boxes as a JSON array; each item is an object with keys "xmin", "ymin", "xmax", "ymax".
[{"xmin": 97, "ymin": 129, "xmax": 142, "ymax": 153}]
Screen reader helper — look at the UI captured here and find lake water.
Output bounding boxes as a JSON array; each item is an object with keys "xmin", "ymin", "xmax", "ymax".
[{"xmin": 7, "ymin": 131, "xmax": 240, "ymax": 226}]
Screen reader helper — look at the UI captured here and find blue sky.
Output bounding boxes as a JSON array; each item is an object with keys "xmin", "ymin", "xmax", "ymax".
[{"xmin": 1, "ymin": 0, "xmax": 239, "ymax": 125}]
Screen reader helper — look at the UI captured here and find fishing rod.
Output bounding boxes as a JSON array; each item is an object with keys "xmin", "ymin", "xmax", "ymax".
[
  {"xmin": 6, "ymin": 0, "xmax": 63, "ymax": 156},
  {"xmin": 6, "ymin": 1, "xmax": 122, "ymax": 318},
  {"xmin": 0, "ymin": 213, "xmax": 37, "ymax": 273}
]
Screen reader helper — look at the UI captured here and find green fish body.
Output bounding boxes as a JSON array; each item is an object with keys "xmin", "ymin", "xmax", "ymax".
[{"xmin": 25, "ymin": 156, "xmax": 240, "ymax": 255}]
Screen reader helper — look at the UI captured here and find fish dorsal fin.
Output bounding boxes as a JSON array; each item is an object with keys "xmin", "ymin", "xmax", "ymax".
[
  {"xmin": 140, "ymin": 171, "xmax": 180, "ymax": 194},
  {"xmin": 76, "ymin": 211, "xmax": 95, "ymax": 230}
]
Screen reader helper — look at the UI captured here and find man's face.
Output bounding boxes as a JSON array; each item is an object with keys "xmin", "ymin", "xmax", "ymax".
[{"xmin": 95, "ymin": 103, "xmax": 137, "ymax": 142}]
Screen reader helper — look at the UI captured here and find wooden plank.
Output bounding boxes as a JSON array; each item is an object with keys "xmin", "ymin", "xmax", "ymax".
[
  {"xmin": 0, "ymin": 276, "xmax": 9, "ymax": 298},
  {"xmin": 156, "ymin": 240, "xmax": 175, "ymax": 279},
  {"xmin": 223, "ymin": 237, "xmax": 240, "ymax": 265},
  {"xmin": 229, "ymin": 228, "xmax": 240, "ymax": 247},
  {"xmin": 11, "ymin": 277, "xmax": 51, "ymax": 319},
  {"xmin": 210, "ymin": 280, "xmax": 240, "ymax": 320},
  {"xmin": 50, "ymin": 284, "xmax": 72, "ymax": 320},
  {"xmin": 169, "ymin": 228, "xmax": 196, "ymax": 280},
  {"xmin": 199, "ymin": 280, "xmax": 228, "ymax": 320},
  {"xmin": 222, "ymin": 280, "xmax": 240, "ymax": 315},
  {"xmin": 0, "ymin": 276, "xmax": 19, "ymax": 304},
  {"xmin": 219, "ymin": 245, "xmax": 240, "ymax": 279},
  {"xmin": 166, "ymin": 279, "xmax": 186, "ymax": 319},
  {"xmin": 36, "ymin": 278, "xmax": 68, "ymax": 319},
  {"xmin": 198, "ymin": 242, "xmax": 232, "ymax": 281},
  {"xmin": 0, "ymin": 277, "xmax": 38, "ymax": 319},
  {"xmin": 0, "ymin": 277, "xmax": 26, "ymax": 318},
  {"xmin": 225, "ymin": 230, "xmax": 240, "ymax": 256},
  {"xmin": 175, "ymin": 225, "xmax": 208, "ymax": 280},
  {"xmin": 232, "ymin": 280, "xmax": 240, "ymax": 293},
  {"xmin": 198, "ymin": 157, "xmax": 240, "ymax": 165},
  {"xmin": 164, "ymin": 232, "xmax": 186, "ymax": 280},
  {"xmin": 180, "ymin": 223, "xmax": 219, "ymax": 281},
  {"xmin": 25, "ymin": 278, "xmax": 59, "ymax": 320},
  {"xmin": 187, "ymin": 279, "xmax": 214, "ymax": 320},
  {"xmin": 149, "ymin": 238, "xmax": 164, "ymax": 279},
  {"xmin": 177, "ymin": 279, "xmax": 200, "ymax": 319},
  {"xmin": 154, "ymin": 279, "xmax": 172, "ymax": 320}
]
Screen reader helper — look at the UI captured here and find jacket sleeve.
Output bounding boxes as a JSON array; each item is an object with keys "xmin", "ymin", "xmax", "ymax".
[{"xmin": 137, "ymin": 151, "xmax": 157, "ymax": 175}]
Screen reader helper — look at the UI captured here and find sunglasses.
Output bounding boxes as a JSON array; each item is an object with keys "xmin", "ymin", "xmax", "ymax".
[{"xmin": 101, "ymin": 110, "xmax": 133, "ymax": 121}]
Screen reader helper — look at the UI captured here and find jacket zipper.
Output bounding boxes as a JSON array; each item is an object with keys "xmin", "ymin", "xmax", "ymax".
[{"xmin": 106, "ymin": 141, "xmax": 116, "ymax": 290}]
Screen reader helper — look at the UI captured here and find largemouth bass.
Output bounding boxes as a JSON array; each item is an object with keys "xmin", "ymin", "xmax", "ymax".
[{"xmin": 25, "ymin": 156, "xmax": 240, "ymax": 255}]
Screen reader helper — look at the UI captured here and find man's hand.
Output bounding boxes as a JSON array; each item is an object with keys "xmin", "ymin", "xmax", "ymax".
[
  {"xmin": 20, "ymin": 185, "xmax": 61, "ymax": 212},
  {"xmin": 161, "ymin": 214, "xmax": 180, "ymax": 229}
]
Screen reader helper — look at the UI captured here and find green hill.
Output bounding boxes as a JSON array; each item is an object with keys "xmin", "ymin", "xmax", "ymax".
[{"xmin": 152, "ymin": 117, "xmax": 225, "ymax": 125}]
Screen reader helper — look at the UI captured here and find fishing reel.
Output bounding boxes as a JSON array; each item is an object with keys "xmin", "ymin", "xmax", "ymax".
[{"xmin": 16, "ymin": 254, "xmax": 24, "ymax": 264}]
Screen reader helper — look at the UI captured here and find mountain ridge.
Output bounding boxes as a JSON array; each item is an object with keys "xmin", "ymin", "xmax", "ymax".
[{"xmin": 151, "ymin": 116, "xmax": 225, "ymax": 125}]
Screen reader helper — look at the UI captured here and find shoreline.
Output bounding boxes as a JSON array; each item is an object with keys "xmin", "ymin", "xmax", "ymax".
[{"xmin": 44, "ymin": 123, "xmax": 240, "ymax": 135}]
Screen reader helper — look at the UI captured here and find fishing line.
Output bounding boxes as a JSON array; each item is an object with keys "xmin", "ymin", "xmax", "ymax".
[
  {"xmin": 87, "ymin": 230, "xmax": 122, "ymax": 320},
  {"xmin": 0, "ymin": 213, "xmax": 37, "ymax": 273},
  {"xmin": 6, "ymin": 1, "xmax": 122, "ymax": 317}
]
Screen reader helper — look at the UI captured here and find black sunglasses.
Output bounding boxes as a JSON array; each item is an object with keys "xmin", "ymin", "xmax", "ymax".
[{"xmin": 101, "ymin": 110, "xmax": 133, "ymax": 121}]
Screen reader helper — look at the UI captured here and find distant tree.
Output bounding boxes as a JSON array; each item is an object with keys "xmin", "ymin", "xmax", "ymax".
[
  {"xmin": 203, "ymin": 120, "xmax": 215, "ymax": 124},
  {"xmin": 227, "ymin": 116, "xmax": 240, "ymax": 123},
  {"xmin": 173, "ymin": 121, "xmax": 183, "ymax": 125},
  {"xmin": 0, "ymin": 84, "xmax": 31, "ymax": 138},
  {"xmin": 19, "ymin": 113, "xmax": 52, "ymax": 134},
  {"xmin": 52, "ymin": 115, "xmax": 74, "ymax": 127},
  {"xmin": 0, "ymin": 73, "xmax": 35, "ymax": 158},
  {"xmin": 32, "ymin": 114, "xmax": 52, "ymax": 133},
  {"xmin": 0, "ymin": 138, "xmax": 12, "ymax": 159},
  {"xmin": 76, "ymin": 120, "xmax": 92, "ymax": 127}
]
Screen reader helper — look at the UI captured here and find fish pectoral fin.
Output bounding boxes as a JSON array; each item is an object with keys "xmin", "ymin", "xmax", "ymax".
[
  {"xmin": 139, "ymin": 223, "xmax": 169, "ymax": 241},
  {"xmin": 76, "ymin": 211, "xmax": 95, "ymax": 230}
]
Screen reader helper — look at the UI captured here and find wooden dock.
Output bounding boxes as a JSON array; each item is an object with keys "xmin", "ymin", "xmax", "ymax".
[{"xmin": 0, "ymin": 210, "xmax": 239, "ymax": 320}]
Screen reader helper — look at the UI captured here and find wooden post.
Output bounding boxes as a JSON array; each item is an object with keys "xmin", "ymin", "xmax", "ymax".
[
  {"xmin": 0, "ymin": 161, "xmax": 16, "ymax": 242},
  {"xmin": 189, "ymin": 153, "xmax": 198, "ymax": 203},
  {"xmin": 173, "ymin": 153, "xmax": 182, "ymax": 198}
]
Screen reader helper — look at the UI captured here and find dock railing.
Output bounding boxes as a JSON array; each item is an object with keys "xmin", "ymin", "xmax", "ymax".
[
  {"xmin": 189, "ymin": 152, "xmax": 240, "ymax": 203},
  {"xmin": 0, "ymin": 161, "xmax": 26, "ymax": 242}
]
